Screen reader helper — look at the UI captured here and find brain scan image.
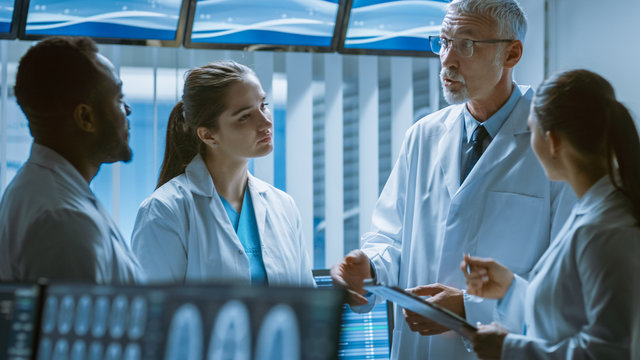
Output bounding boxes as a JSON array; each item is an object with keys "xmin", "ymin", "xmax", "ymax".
[
  {"xmin": 207, "ymin": 300, "xmax": 251, "ymax": 360},
  {"xmin": 92, "ymin": 296, "xmax": 110, "ymax": 338},
  {"xmin": 70, "ymin": 340, "xmax": 87, "ymax": 360},
  {"xmin": 57, "ymin": 296, "xmax": 75, "ymax": 335},
  {"xmin": 255, "ymin": 305, "xmax": 300, "ymax": 360},
  {"xmin": 165, "ymin": 303, "xmax": 203, "ymax": 360},
  {"xmin": 42, "ymin": 297, "xmax": 58, "ymax": 334},
  {"xmin": 127, "ymin": 296, "xmax": 147, "ymax": 340},
  {"xmin": 109, "ymin": 295, "xmax": 129, "ymax": 339},
  {"xmin": 74, "ymin": 295, "xmax": 92, "ymax": 336}
]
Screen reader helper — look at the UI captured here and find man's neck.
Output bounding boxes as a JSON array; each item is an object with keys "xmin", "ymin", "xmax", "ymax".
[
  {"xmin": 466, "ymin": 81, "xmax": 515, "ymax": 122},
  {"xmin": 36, "ymin": 140, "xmax": 100, "ymax": 184}
]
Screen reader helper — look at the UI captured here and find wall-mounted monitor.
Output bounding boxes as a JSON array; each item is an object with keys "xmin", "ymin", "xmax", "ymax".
[
  {"xmin": 184, "ymin": 0, "xmax": 346, "ymax": 52},
  {"xmin": 18, "ymin": 0, "xmax": 190, "ymax": 46},
  {"xmin": 0, "ymin": 283, "xmax": 42, "ymax": 360},
  {"xmin": 0, "ymin": 0, "xmax": 22, "ymax": 39},
  {"xmin": 337, "ymin": 0, "xmax": 449, "ymax": 56}
]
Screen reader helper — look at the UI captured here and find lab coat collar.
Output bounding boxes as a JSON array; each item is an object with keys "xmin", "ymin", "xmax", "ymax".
[
  {"xmin": 437, "ymin": 85, "xmax": 533, "ymax": 198},
  {"xmin": 574, "ymin": 176, "xmax": 617, "ymax": 215},
  {"xmin": 28, "ymin": 142, "xmax": 96, "ymax": 201},
  {"xmin": 184, "ymin": 153, "xmax": 271, "ymax": 197},
  {"xmin": 458, "ymin": 85, "xmax": 533, "ymax": 192}
]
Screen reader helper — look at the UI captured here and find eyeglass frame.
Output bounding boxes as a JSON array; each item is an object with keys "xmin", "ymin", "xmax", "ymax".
[{"xmin": 428, "ymin": 36, "xmax": 515, "ymax": 57}]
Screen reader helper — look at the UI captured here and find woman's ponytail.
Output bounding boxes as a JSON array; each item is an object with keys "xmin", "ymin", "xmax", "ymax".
[
  {"xmin": 156, "ymin": 100, "xmax": 201, "ymax": 188},
  {"xmin": 606, "ymin": 101, "xmax": 640, "ymax": 222}
]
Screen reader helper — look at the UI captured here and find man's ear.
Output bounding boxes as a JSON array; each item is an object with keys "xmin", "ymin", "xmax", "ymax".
[
  {"xmin": 72, "ymin": 104, "xmax": 98, "ymax": 133},
  {"xmin": 196, "ymin": 126, "xmax": 216, "ymax": 147},
  {"xmin": 503, "ymin": 40, "xmax": 523, "ymax": 69}
]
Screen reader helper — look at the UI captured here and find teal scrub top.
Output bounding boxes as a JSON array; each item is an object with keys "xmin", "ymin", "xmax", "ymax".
[{"xmin": 219, "ymin": 189, "xmax": 268, "ymax": 285}]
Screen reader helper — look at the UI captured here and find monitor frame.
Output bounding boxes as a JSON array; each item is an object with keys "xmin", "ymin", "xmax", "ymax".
[
  {"xmin": 182, "ymin": 0, "xmax": 348, "ymax": 53},
  {"xmin": 0, "ymin": 281, "xmax": 45, "ymax": 360},
  {"xmin": 17, "ymin": 0, "xmax": 191, "ymax": 47},
  {"xmin": 336, "ymin": 0, "xmax": 441, "ymax": 58},
  {"xmin": 0, "ymin": 0, "xmax": 22, "ymax": 39}
]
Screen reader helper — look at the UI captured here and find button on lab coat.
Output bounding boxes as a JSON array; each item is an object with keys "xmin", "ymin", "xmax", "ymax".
[
  {"xmin": 359, "ymin": 86, "xmax": 576, "ymax": 359},
  {"xmin": 131, "ymin": 154, "xmax": 315, "ymax": 286}
]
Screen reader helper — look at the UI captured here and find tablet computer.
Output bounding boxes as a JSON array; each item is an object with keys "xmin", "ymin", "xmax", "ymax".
[{"xmin": 364, "ymin": 283, "xmax": 477, "ymax": 340}]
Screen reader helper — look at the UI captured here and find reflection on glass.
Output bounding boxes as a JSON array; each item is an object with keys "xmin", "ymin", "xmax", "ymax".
[
  {"xmin": 165, "ymin": 303, "xmax": 203, "ymax": 360},
  {"xmin": 124, "ymin": 343, "xmax": 142, "ymax": 360},
  {"xmin": 38, "ymin": 338, "xmax": 52, "ymax": 360},
  {"xmin": 127, "ymin": 296, "xmax": 147, "ymax": 339},
  {"xmin": 92, "ymin": 296, "xmax": 110, "ymax": 338},
  {"xmin": 88, "ymin": 341, "xmax": 104, "ymax": 360},
  {"xmin": 105, "ymin": 342, "xmax": 123, "ymax": 360},
  {"xmin": 71, "ymin": 340, "xmax": 87, "ymax": 360},
  {"xmin": 255, "ymin": 305, "xmax": 300, "ymax": 360},
  {"xmin": 75, "ymin": 295, "xmax": 92, "ymax": 336},
  {"xmin": 109, "ymin": 295, "xmax": 129, "ymax": 339},
  {"xmin": 207, "ymin": 300, "xmax": 250, "ymax": 360},
  {"xmin": 52, "ymin": 339, "xmax": 70, "ymax": 360},
  {"xmin": 57, "ymin": 295, "xmax": 75, "ymax": 335},
  {"xmin": 42, "ymin": 297, "xmax": 58, "ymax": 334}
]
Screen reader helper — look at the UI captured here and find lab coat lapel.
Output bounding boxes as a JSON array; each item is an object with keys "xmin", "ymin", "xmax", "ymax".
[
  {"xmin": 459, "ymin": 86, "xmax": 533, "ymax": 190},
  {"xmin": 247, "ymin": 175, "xmax": 268, "ymax": 243},
  {"xmin": 437, "ymin": 107, "xmax": 465, "ymax": 199}
]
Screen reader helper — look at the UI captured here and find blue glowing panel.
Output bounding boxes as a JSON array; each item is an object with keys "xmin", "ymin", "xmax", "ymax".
[
  {"xmin": 344, "ymin": 0, "xmax": 449, "ymax": 52},
  {"xmin": 0, "ymin": 0, "xmax": 14, "ymax": 34},
  {"xmin": 24, "ymin": 0, "xmax": 182, "ymax": 40},
  {"xmin": 190, "ymin": 0, "xmax": 340, "ymax": 47}
]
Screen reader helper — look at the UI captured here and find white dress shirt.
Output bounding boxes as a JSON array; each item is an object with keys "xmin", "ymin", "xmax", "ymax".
[
  {"xmin": 498, "ymin": 176, "xmax": 640, "ymax": 359},
  {"xmin": 0, "ymin": 143, "xmax": 145, "ymax": 284}
]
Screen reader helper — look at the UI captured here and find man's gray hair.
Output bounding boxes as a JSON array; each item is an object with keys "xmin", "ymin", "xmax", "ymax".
[{"xmin": 447, "ymin": 0, "xmax": 527, "ymax": 42}]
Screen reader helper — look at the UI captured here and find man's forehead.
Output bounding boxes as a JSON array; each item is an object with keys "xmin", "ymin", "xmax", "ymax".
[{"xmin": 440, "ymin": 11, "xmax": 498, "ymax": 37}]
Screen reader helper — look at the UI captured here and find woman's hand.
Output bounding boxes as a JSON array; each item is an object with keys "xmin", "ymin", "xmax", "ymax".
[
  {"xmin": 472, "ymin": 322, "xmax": 509, "ymax": 360},
  {"xmin": 460, "ymin": 254, "xmax": 514, "ymax": 299}
]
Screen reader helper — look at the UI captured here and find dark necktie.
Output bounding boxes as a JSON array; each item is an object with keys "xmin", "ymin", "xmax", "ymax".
[{"xmin": 462, "ymin": 125, "xmax": 490, "ymax": 182}]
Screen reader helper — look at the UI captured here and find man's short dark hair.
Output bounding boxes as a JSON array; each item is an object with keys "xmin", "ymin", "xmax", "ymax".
[{"xmin": 14, "ymin": 36, "xmax": 105, "ymax": 141}]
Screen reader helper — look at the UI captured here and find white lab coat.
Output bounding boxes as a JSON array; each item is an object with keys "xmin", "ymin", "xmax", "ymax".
[
  {"xmin": 498, "ymin": 177, "xmax": 640, "ymax": 359},
  {"xmin": 360, "ymin": 86, "xmax": 576, "ymax": 359},
  {"xmin": 131, "ymin": 154, "xmax": 315, "ymax": 286}
]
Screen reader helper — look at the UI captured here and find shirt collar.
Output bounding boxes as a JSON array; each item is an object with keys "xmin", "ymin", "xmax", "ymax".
[
  {"xmin": 463, "ymin": 83, "xmax": 522, "ymax": 142},
  {"xmin": 574, "ymin": 175, "xmax": 617, "ymax": 215},
  {"xmin": 28, "ymin": 143, "xmax": 95, "ymax": 200}
]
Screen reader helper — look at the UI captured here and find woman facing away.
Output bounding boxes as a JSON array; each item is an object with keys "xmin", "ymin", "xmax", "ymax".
[
  {"xmin": 131, "ymin": 60, "xmax": 314, "ymax": 286},
  {"xmin": 461, "ymin": 69, "xmax": 640, "ymax": 359}
]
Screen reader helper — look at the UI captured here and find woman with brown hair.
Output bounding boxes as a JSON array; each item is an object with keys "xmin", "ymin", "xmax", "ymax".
[
  {"xmin": 131, "ymin": 60, "xmax": 314, "ymax": 286},
  {"xmin": 461, "ymin": 69, "xmax": 640, "ymax": 359}
]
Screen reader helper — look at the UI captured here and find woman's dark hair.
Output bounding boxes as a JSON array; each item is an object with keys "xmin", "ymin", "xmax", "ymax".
[
  {"xmin": 157, "ymin": 60, "xmax": 254, "ymax": 188},
  {"xmin": 533, "ymin": 69, "xmax": 640, "ymax": 222}
]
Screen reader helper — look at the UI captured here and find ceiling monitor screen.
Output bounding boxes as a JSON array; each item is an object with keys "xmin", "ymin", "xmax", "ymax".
[
  {"xmin": 20, "ymin": 0, "xmax": 189, "ymax": 46},
  {"xmin": 338, "ymin": 0, "xmax": 449, "ymax": 56},
  {"xmin": 0, "ymin": 0, "xmax": 21, "ymax": 39},
  {"xmin": 184, "ymin": 0, "xmax": 345, "ymax": 52}
]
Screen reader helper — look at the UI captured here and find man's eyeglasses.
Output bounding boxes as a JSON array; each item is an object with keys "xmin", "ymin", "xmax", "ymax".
[{"xmin": 428, "ymin": 36, "xmax": 514, "ymax": 58}]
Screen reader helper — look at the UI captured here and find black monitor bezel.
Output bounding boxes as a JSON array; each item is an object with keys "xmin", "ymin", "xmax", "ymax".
[
  {"xmin": 182, "ymin": 0, "xmax": 348, "ymax": 53},
  {"xmin": 0, "ymin": 0, "xmax": 22, "ymax": 39},
  {"xmin": 17, "ymin": 0, "xmax": 191, "ymax": 47},
  {"xmin": 336, "ymin": 0, "xmax": 440, "ymax": 57}
]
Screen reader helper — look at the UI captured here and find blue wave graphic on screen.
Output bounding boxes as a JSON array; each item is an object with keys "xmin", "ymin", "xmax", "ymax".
[
  {"xmin": 191, "ymin": 0, "xmax": 339, "ymax": 47},
  {"xmin": 345, "ymin": 0, "xmax": 448, "ymax": 52},
  {"xmin": 0, "ymin": 2, "xmax": 13, "ymax": 33},
  {"xmin": 25, "ymin": 0, "xmax": 181, "ymax": 40}
]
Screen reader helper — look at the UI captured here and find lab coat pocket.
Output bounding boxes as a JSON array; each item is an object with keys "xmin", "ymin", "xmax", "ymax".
[{"xmin": 475, "ymin": 191, "xmax": 545, "ymax": 275}]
